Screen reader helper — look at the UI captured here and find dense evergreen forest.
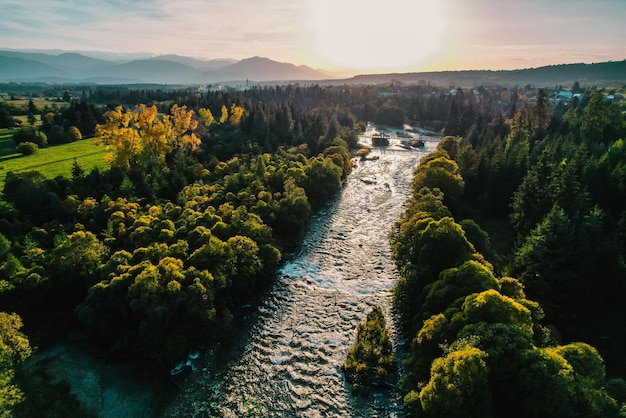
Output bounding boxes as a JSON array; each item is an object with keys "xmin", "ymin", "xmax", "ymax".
[
  {"xmin": 0, "ymin": 81, "xmax": 625, "ymax": 415},
  {"xmin": 392, "ymin": 87, "xmax": 626, "ymax": 416}
]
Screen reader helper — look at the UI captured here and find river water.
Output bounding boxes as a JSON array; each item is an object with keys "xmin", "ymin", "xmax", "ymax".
[{"xmin": 166, "ymin": 127, "xmax": 440, "ymax": 417}]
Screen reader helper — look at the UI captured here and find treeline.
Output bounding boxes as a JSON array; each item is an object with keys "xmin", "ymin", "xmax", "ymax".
[
  {"xmin": 341, "ymin": 60, "xmax": 626, "ymax": 87},
  {"xmin": 392, "ymin": 87, "xmax": 626, "ymax": 416},
  {"xmin": 3, "ymin": 81, "xmax": 520, "ymax": 134},
  {"xmin": 449, "ymin": 89, "xmax": 626, "ymax": 374},
  {"xmin": 0, "ymin": 86, "xmax": 356, "ymax": 414},
  {"xmin": 393, "ymin": 147, "xmax": 626, "ymax": 417},
  {"xmin": 3, "ymin": 98, "xmax": 104, "ymax": 157}
]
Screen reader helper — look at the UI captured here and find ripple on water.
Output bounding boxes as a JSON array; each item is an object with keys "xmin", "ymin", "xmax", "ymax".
[{"xmin": 165, "ymin": 133, "xmax": 442, "ymax": 417}]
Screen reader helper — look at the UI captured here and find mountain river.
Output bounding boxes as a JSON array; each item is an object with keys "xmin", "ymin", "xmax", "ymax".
[{"xmin": 165, "ymin": 126, "xmax": 441, "ymax": 417}]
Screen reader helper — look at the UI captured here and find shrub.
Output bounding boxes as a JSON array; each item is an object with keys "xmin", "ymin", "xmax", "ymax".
[
  {"xmin": 13, "ymin": 127, "xmax": 47, "ymax": 147},
  {"xmin": 47, "ymin": 125, "xmax": 69, "ymax": 144},
  {"xmin": 68, "ymin": 126, "xmax": 82, "ymax": 141},
  {"xmin": 17, "ymin": 142, "xmax": 38, "ymax": 155},
  {"xmin": 12, "ymin": 127, "xmax": 36, "ymax": 144},
  {"xmin": 344, "ymin": 306, "xmax": 395, "ymax": 392}
]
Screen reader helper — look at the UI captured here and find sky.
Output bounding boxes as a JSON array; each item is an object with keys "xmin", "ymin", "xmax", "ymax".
[{"xmin": 1, "ymin": 0, "xmax": 625, "ymax": 75}]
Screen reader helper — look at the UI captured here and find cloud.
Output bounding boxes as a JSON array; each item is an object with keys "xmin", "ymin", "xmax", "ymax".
[
  {"xmin": 0, "ymin": 0, "xmax": 164, "ymax": 50},
  {"xmin": 0, "ymin": 0, "xmax": 623, "ymax": 70}
]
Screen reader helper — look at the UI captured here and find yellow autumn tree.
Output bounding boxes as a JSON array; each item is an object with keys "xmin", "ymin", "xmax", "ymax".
[
  {"xmin": 171, "ymin": 104, "xmax": 201, "ymax": 152},
  {"xmin": 96, "ymin": 105, "xmax": 142, "ymax": 170},
  {"xmin": 219, "ymin": 105, "xmax": 229, "ymax": 124},
  {"xmin": 198, "ymin": 107, "xmax": 214, "ymax": 128},
  {"xmin": 97, "ymin": 104, "xmax": 199, "ymax": 170},
  {"xmin": 229, "ymin": 104, "xmax": 244, "ymax": 126},
  {"xmin": 136, "ymin": 104, "xmax": 173, "ymax": 166}
]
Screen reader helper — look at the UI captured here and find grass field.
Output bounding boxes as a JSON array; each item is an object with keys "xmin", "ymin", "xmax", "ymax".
[
  {"xmin": 0, "ymin": 96, "xmax": 63, "ymax": 108},
  {"xmin": 0, "ymin": 128, "xmax": 109, "ymax": 187}
]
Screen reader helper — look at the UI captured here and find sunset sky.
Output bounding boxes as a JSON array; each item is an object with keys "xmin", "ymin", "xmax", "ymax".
[{"xmin": 1, "ymin": 0, "xmax": 624, "ymax": 75}]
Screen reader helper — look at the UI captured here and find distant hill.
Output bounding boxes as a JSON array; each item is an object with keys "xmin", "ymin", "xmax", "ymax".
[
  {"xmin": 103, "ymin": 59, "xmax": 201, "ymax": 84},
  {"xmin": 54, "ymin": 53, "xmax": 114, "ymax": 71},
  {"xmin": 149, "ymin": 54, "xmax": 235, "ymax": 71},
  {"xmin": 0, "ymin": 51, "xmax": 112, "ymax": 75},
  {"xmin": 0, "ymin": 55, "xmax": 68, "ymax": 80},
  {"xmin": 218, "ymin": 56, "xmax": 329, "ymax": 81},
  {"xmin": 331, "ymin": 60, "xmax": 626, "ymax": 87},
  {"xmin": 0, "ymin": 50, "xmax": 328, "ymax": 84}
]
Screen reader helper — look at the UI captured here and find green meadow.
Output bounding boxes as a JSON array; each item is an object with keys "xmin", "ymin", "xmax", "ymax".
[{"xmin": 0, "ymin": 128, "xmax": 109, "ymax": 187}]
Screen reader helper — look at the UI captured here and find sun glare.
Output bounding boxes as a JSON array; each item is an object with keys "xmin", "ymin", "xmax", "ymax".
[{"xmin": 308, "ymin": 0, "xmax": 444, "ymax": 73}]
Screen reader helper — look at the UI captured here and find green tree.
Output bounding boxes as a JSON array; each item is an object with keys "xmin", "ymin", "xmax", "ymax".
[
  {"xmin": 52, "ymin": 231, "xmax": 108, "ymax": 276},
  {"xmin": 12, "ymin": 127, "xmax": 46, "ymax": 147},
  {"xmin": 437, "ymin": 136, "xmax": 460, "ymax": 160},
  {"xmin": 304, "ymin": 156, "xmax": 343, "ymax": 205},
  {"xmin": 551, "ymin": 342, "xmax": 605, "ymax": 385},
  {"xmin": 405, "ymin": 313, "xmax": 453, "ymax": 382},
  {"xmin": 0, "ymin": 103, "xmax": 17, "ymax": 129},
  {"xmin": 274, "ymin": 103, "xmax": 294, "ymax": 143},
  {"xmin": 518, "ymin": 348, "xmax": 575, "ymax": 417},
  {"xmin": 412, "ymin": 155, "xmax": 465, "ymax": 202},
  {"xmin": 71, "ymin": 159, "xmax": 85, "ymax": 180},
  {"xmin": 504, "ymin": 105, "xmax": 530, "ymax": 165},
  {"xmin": 198, "ymin": 107, "xmax": 214, "ymax": 128},
  {"xmin": 274, "ymin": 177, "xmax": 311, "ymax": 239},
  {"xmin": 461, "ymin": 289, "xmax": 534, "ymax": 335},
  {"xmin": 227, "ymin": 235, "xmax": 262, "ymax": 295},
  {"xmin": 47, "ymin": 125, "xmax": 69, "ymax": 145},
  {"xmin": 456, "ymin": 322, "xmax": 533, "ymax": 415},
  {"xmin": 0, "ymin": 312, "xmax": 31, "ymax": 417},
  {"xmin": 421, "ymin": 260, "xmax": 499, "ymax": 319},
  {"xmin": 344, "ymin": 306, "xmax": 395, "ymax": 392},
  {"xmin": 529, "ymin": 89, "xmax": 551, "ymax": 141},
  {"xmin": 459, "ymin": 219, "xmax": 492, "ymax": 259},
  {"xmin": 67, "ymin": 126, "xmax": 82, "ymax": 141},
  {"xmin": 16, "ymin": 142, "xmax": 37, "ymax": 156},
  {"xmin": 374, "ymin": 105, "xmax": 406, "ymax": 126},
  {"xmin": 27, "ymin": 99, "xmax": 37, "ymax": 115},
  {"xmin": 581, "ymin": 90, "xmax": 624, "ymax": 144},
  {"xmin": 415, "ymin": 346, "xmax": 491, "ymax": 418},
  {"xmin": 413, "ymin": 217, "xmax": 476, "ymax": 275},
  {"xmin": 0, "ymin": 234, "xmax": 10, "ymax": 260},
  {"xmin": 510, "ymin": 149, "xmax": 555, "ymax": 239},
  {"xmin": 26, "ymin": 112, "xmax": 36, "ymax": 126},
  {"xmin": 511, "ymin": 204, "xmax": 577, "ymax": 314},
  {"xmin": 443, "ymin": 98, "xmax": 462, "ymax": 136}
]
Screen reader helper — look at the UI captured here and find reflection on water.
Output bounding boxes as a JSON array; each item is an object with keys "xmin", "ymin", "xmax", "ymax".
[{"xmin": 167, "ymin": 129, "xmax": 440, "ymax": 417}]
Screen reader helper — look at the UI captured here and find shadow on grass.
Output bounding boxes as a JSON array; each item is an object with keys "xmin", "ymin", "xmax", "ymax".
[{"xmin": 0, "ymin": 154, "xmax": 23, "ymax": 163}]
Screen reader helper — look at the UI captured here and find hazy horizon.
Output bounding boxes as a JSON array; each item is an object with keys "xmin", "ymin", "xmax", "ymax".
[{"xmin": 1, "ymin": 0, "xmax": 624, "ymax": 75}]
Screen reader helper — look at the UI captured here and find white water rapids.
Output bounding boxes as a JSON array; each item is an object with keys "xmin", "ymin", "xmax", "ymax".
[{"xmin": 166, "ymin": 127, "xmax": 440, "ymax": 417}]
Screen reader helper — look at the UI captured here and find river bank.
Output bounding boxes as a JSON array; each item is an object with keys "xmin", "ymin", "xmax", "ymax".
[{"xmin": 165, "ymin": 127, "xmax": 441, "ymax": 416}]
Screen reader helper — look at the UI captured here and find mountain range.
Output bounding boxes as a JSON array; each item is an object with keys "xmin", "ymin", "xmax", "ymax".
[
  {"xmin": 1, "ymin": 50, "xmax": 625, "ymax": 87},
  {"xmin": 0, "ymin": 50, "xmax": 329, "ymax": 84}
]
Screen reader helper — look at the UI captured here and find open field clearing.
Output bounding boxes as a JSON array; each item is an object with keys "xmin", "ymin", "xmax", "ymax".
[{"xmin": 0, "ymin": 129, "xmax": 108, "ymax": 187}]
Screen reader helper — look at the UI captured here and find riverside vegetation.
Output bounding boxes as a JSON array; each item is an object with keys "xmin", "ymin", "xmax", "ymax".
[
  {"xmin": 392, "ymin": 88, "xmax": 626, "ymax": 417},
  {"xmin": 343, "ymin": 305, "xmax": 395, "ymax": 394},
  {"xmin": 0, "ymin": 82, "xmax": 624, "ymax": 416}
]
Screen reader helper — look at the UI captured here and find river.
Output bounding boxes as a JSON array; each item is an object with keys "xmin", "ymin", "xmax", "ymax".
[{"xmin": 166, "ymin": 126, "xmax": 440, "ymax": 417}]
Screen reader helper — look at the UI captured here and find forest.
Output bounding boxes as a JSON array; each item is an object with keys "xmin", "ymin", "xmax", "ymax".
[
  {"xmin": 392, "ymin": 87, "xmax": 626, "ymax": 416},
  {"xmin": 0, "ymin": 80, "xmax": 625, "ymax": 416}
]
